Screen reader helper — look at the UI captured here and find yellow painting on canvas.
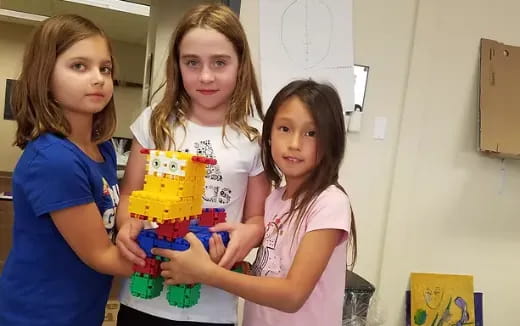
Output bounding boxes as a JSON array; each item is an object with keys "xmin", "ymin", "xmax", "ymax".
[{"xmin": 410, "ymin": 273, "xmax": 474, "ymax": 326}]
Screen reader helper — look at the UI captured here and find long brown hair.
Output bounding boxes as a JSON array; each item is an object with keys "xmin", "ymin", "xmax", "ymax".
[
  {"xmin": 150, "ymin": 4, "xmax": 263, "ymax": 150},
  {"xmin": 261, "ymin": 79, "xmax": 357, "ymax": 267},
  {"xmin": 13, "ymin": 14, "xmax": 116, "ymax": 149}
]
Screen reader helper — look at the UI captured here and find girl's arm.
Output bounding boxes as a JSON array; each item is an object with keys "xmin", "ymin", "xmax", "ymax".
[
  {"xmin": 51, "ymin": 203, "xmax": 133, "ymax": 276},
  {"xmin": 154, "ymin": 228, "xmax": 344, "ymax": 313},
  {"xmin": 116, "ymin": 137, "xmax": 146, "ymax": 229},
  {"xmin": 211, "ymin": 172, "xmax": 271, "ymax": 268},
  {"xmin": 115, "ymin": 137, "xmax": 147, "ymax": 266}
]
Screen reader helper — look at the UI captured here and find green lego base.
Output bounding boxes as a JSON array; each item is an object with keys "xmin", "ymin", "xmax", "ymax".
[
  {"xmin": 130, "ymin": 273, "xmax": 164, "ymax": 299},
  {"xmin": 166, "ymin": 283, "xmax": 201, "ymax": 308}
]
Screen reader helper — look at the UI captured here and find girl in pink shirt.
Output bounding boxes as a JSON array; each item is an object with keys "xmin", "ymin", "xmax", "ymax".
[{"xmin": 154, "ymin": 79, "xmax": 358, "ymax": 326}]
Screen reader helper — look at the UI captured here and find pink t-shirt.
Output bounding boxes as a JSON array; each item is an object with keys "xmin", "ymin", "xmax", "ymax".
[{"xmin": 243, "ymin": 185, "xmax": 351, "ymax": 326}]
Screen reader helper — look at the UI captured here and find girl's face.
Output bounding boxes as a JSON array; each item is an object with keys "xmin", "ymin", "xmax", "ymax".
[
  {"xmin": 270, "ymin": 96, "xmax": 318, "ymax": 188},
  {"xmin": 179, "ymin": 27, "xmax": 239, "ymax": 115},
  {"xmin": 50, "ymin": 35, "xmax": 113, "ymax": 118}
]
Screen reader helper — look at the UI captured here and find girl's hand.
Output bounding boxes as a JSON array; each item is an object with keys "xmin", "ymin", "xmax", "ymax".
[
  {"xmin": 210, "ymin": 221, "xmax": 264, "ymax": 269},
  {"xmin": 209, "ymin": 233, "xmax": 226, "ymax": 264},
  {"xmin": 116, "ymin": 218, "xmax": 146, "ymax": 266},
  {"xmin": 153, "ymin": 233, "xmax": 215, "ymax": 285}
]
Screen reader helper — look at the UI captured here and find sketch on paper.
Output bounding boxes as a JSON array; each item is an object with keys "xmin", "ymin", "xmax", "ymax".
[
  {"xmin": 281, "ymin": 0, "xmax": 332, "ymax": 69},
  {"xmin": 260, "ymin": 0, "xmax": 354, "ymax": 112},
  {"xmin": 410, "ymin": 273, "xmax": 475, "ymax": 326}
]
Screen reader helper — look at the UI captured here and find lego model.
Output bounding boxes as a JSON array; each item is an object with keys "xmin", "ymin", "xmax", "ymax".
[{"xmin": 128, "ymin": 149, "xmax": 229, "ymax": 308}]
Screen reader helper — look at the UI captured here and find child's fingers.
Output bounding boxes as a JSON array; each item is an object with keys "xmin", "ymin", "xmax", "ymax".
[
  {"xmin": 209, "ymin": 236, "xmax": 218, "ymax": 262},
  {"xmin": 160, "ymin": 269, "xmax": 176, "ymax": 280},
  {"xmin": 218, "ymin": 240, "xmax": 240, "ymax": 269},
  {"xmin": 118, "ymin": 242, "xmax": 145, "ymax": 266},
  {"xmin": 116, "ymin": 222, "xmax": 146, "ymax": 259},
  {"xmin": 152, "ymin": 248, "xmax": 175, "ymax": 259},
  {"xmin": 209, "ymin": 234, "xmax": 224, "ymax": 263},
  {"xmin": 209, "ymin": 222, "xmax": 234, "ymax": 233},
  {"xmin": 128, "ymin": 220, "xmax": 142, "ymax": 238},
  {"xmin": 164, "ymin": 277, "xmax": 182, "ymax": 286},
  {"xmin": 214, "ymin": 234, "xmax": 226, "ymax": 257},
  {"xmin": 120, "ymin": 237, "xmax": 146, "ymax": 259},
  {"xmin": 116, "ymin": 232, "xmax": 146, "ymax": 265},
  {"xmin": 184, "ymin": 232, "xmax": 205, "ymax": 250},
  {"xmin": 214, "ymin": 234, "xmax": 226, "ymax": 256}
]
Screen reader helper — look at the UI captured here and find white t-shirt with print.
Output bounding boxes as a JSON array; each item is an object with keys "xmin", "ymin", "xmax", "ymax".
[{"xmin": 119, "ymin": 107, "xmax": 264, "ymax": 324}]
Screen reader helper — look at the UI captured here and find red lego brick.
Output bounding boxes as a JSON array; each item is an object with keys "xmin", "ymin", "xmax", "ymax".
[
  {"xmin": 156, "ymin": 219, "xmax": 190, "ymax": 240},
  {"xmin": 198, "ymin": 209, "xmax": 214, "ymax": 227},
  {"xmin": 197, "ymin": 208, "xmax": 227, "ymax": 227},
  {"xmin": 214, "ymin": 213, "xmax": 226, "ymax": 224},
  {"xmin": 133, "ymin": 257, "xmax": 161, "ymax": 278},
  {"xmin": 191, "ymin": 156, "xmax": 217, "ymax": 165}
]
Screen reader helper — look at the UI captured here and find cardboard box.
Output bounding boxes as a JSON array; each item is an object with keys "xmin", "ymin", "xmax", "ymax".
[
  {"xmin": 479, "ymin": 38, "xmax": 520, "ymax": 157},
  {"xmin": 103, "ymin": 300, "xmax": 120, "ymax": 326},
  {"xmin": 103, "ymin": 278, "xmax": 122, "ymax": 325}
]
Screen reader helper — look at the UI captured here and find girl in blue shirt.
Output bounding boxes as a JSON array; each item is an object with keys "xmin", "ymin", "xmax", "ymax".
[{"xmin": 0, "ymin": 14, "xmax": 133, "ymax": 326}]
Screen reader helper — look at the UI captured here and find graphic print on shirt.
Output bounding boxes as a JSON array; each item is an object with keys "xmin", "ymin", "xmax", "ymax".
[
  {"xmin": 252, "ymin": 218, "xmax": 281, "ymax": 276},
  {"xmin": 194, "ymin": 140, "xmax": 222, "ymax": 181},
  {"xmin": 193, "ymin": 140, "xmax": 232, "ymax": 205},
  {"xmin": 101, "ymin": 177, "xmax": 120, "ymax": 239}
]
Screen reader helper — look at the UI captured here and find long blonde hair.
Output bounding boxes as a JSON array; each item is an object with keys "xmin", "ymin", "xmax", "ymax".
[
  {"xmin": 150, "ymin": 4, "xmax": 263, "ymax": 150},
  {"xmin": 13, "ymin": 14, "xmax": 116, "ymax": 149}
]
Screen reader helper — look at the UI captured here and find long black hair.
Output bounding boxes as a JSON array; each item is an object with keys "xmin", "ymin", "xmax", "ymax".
[{"xmin": 261, "ymin": 79, "xmax": 357, "ymax": 267}]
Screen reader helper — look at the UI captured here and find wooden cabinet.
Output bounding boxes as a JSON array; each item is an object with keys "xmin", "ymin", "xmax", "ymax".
[{"xmin": 0, "ymin": 172, "xmax": 13, "ymax": 274}]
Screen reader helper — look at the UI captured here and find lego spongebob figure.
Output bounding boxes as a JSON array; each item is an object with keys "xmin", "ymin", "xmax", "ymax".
[
  {"xmin": 129, "ymin": 150, "xmax": 216, "ymax": 224},
  {"xmin": 128, "ymin": 149, "xmax": 229, "ymax": 308}
]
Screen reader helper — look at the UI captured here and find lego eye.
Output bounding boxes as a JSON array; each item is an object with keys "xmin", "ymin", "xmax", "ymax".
[
  {"xmin": 169, "ymin": 161, "xmax": 178, "ymax": 172},
  {"xmin": 152, "ymin": 158, "xmax": 160, "ymax": 169}
]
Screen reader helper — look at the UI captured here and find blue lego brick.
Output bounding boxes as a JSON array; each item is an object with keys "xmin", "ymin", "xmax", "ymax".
[
  {"xmin": 137, "ymin": 229, "xmax": 158, "ymax": 258},
  {"xmin": 171, "ymin": 238, "xmax": 190, "ymax": 251},
  {"xmin": 153, "ymin": 234, "xmax": 190, "ymax": 251},
  {"xmin": 154, "ymin": 237, "xmax": 171, "ymax": 250},
  {"xmin": 189, "ymin": 224, "xmax": 230, "ymax": 251},
  {"xmin": 137, "ymin": 224, "xmax": 229, "ymax": 257}
]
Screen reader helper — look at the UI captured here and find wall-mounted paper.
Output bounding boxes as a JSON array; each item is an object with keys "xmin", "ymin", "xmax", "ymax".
[{"xmin": 259, "ymin": 0, "xmax": 354, "ymax": 112}]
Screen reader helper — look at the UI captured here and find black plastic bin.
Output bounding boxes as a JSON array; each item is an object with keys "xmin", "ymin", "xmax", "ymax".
[{"xmin": 343, "ymin": 270, "xmax": 376, "ymax": 326}]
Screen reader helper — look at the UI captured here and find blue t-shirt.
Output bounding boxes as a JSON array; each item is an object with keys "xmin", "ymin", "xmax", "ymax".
[{"xmin": 0, "ymin": 133, "xmax": 120, "ymax": 326}]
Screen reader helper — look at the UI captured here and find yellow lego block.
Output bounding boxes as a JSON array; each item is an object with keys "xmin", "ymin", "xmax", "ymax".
[
  {"xmin": 129, "ymin": 191, "xmax": 205, "ymax": 223},
  {"xmin": 129, "ymin": 149, "xmax": 215, "ymax": 222},
  {"xmin": 128, "ymin": 191, "xmax": 150, "ymax": 216},
  {"xmin": 143, "ymin": 174, "xmax": 162, "ymax": 193}
]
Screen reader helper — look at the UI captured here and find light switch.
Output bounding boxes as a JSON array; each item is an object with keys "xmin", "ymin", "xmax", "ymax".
[{"xmin": 373, "ymin": 117, "xmax": 387, "ymax": 140}]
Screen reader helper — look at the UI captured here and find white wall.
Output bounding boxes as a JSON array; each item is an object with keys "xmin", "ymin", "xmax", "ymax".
[
  {"xmin": 113, "ymin": 86, "xmax": 143, "ymax": 138},
  {"xmin": 148, "ymin": 0, "xmax": 520, "ymax": 325},
  {"xmin": 243, "ymin": 0, "xmax": 520, "ymax": 325},
  {"xmin": 379, "ymin": 0, "xmax": 520, "ymax": 325}
]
